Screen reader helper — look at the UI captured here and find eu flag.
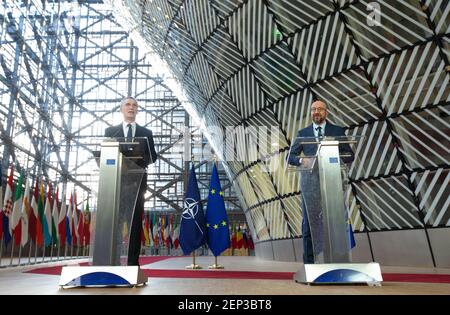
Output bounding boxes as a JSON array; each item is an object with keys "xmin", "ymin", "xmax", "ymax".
[
  {"xmin": 205, "ymin": 164, "xmax": 230, "ymax": 257},
  {"xmin": 179, "ymin": 165, "xmax": 206, "ymax": 255}
]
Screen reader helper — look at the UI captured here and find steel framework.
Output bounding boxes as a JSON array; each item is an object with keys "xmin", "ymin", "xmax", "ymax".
[
  {"xmin": 107, "ymin": 0, "xmax": 450, "ymax": 266},
  {"xmin": 0, "ymin": 0, "xmax": 244, "ymax": 262}
]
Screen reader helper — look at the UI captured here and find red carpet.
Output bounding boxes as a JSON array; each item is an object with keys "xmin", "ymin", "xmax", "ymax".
[
  {"xmin": 23, "ymin": 256, "xmax": 450, "ymax": 283},
  {"xmin": 382, "ymin": 273, "xmax": 450, "ymax": 284},
  {"xmin": 24, "ymin": 262, "xmax": 292, "ymax": 280}
]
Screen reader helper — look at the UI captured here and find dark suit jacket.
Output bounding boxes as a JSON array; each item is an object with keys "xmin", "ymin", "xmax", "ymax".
[
  {"xmin": 288, "ymin": 121, "xmax": 354, "ymax": 166},
  {"xmin": 104, "ymin": 123, "xmax": 157, "ymax": 171}
]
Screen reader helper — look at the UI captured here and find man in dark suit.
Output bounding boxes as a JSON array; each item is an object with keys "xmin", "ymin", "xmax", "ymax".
[
  {"xmin": 288, "ymin": 100, "xmax": 354, "ymax": 264},
  {"xmin": 105, "ymin": 96, "xmax": 157, "ymax": 266}
]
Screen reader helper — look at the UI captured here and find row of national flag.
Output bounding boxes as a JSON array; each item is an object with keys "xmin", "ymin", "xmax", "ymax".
[
  {"xmin": 0, "ymin": 165, "xmax": 91, "ymax": 248},
  {"xmin": 141, "ymin": 213, "xmax": 180, "ymax": 249},
  {"xmin": 230, "ymin": 225, "xmax": 254, "ymax": 250},
  {"xmin": 140, "ymin": 212, "xmax": 253, "ymax": 251}
]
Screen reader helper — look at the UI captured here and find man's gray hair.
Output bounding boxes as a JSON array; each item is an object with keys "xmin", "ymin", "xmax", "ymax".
[{"xmin": 120, "ymin": 96, "xmax": 138, "ymax": 109}]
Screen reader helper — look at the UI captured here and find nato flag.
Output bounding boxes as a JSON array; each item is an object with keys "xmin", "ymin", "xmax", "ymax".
[
  {"xmin": 349, "ymin": 223, "xmax": 356, "ymax": 249},
  {"xmin": 179, "ymin": 165, "xmax": 206, "ymax": 255},
  {"xmin": 205, "ymin": 164, "xmax": 230, "ymax": 256}
]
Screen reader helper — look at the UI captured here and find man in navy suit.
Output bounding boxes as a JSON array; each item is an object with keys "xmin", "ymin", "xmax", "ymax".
[
  {"xmin": 105, "ymin": 97, "xmax": 157, "ymax": 265},
  {"xmin": 288, "ymin": 100, "xmax": 354, "ymax": 264}
]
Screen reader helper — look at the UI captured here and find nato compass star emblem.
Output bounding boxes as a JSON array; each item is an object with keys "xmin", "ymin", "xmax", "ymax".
[{"xmin": 182, "ymin": 198, "xmax": 204, "ymax": 234}]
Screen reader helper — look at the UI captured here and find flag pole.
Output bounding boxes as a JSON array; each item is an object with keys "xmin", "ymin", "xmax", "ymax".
[
  {"xmin": 208, "ymin": 255, "xmax": 224, "ymax": 269},
  {"xmin": 50, "ymin": 242, "xmax": 54, "ymax": 261},
  {"xmin": 17, "ymin": 243, "xmax": 22, "ymax": 266},
  {"xmin": 185, "ymin": 250, "xmax": 202, "ymax": 269},
  {"xmin": 64, "ymin": 242, "xmax": 67, "ymax": 260},
  {"xmin": 28, "ymin": 242, "xmax": 32, "ymax": 265},
  {"xmin": 34, "ymin": 242, "xmax": 38, "ymax": 263},
  {"xmin": 10, "ymin": 238, "xmax": 15, "ymax": 266},
  {"xmin": 0, "ymin": 239, "xmax": 3, "ymax": 266}
]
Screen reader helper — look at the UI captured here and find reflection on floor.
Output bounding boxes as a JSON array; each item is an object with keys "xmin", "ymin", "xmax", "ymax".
[{"xmin": 1, "ymin": 256, "xmax": 449, "ymax": 295}]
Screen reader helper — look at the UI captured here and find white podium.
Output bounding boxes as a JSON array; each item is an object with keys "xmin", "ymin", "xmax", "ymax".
[
  {"xmin": 287, "ymin": 136, "xmax": 383, "ymax": 285},
  {"xmin": 60, "ymin": 266, "xmax": 147, "ymax": 288},
  {"xmin": 60, "ymin": 137, "xmax": 149, "ymax": 288}
]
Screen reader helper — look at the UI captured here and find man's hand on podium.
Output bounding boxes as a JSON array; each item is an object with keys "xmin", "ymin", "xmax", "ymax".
[{"xmin": 301, "ymin": 157, "xmax": 315, "ymax": 169}]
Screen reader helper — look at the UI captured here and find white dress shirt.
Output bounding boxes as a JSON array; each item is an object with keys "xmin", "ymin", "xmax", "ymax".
[
  {"xmin": 312, "ymin": 121, "xmax": 327, "ymax": 138},
  {"xmin": 122, "ymin": 121, "xmax": 136, "ymax": 138},
  {"xmin": 298, "ymin": 121, "xmax": 327, "ymax": 166}
]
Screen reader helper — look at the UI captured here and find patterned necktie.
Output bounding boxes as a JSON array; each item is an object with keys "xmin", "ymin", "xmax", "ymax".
[
  {"xmin": 127, "ymin": 123, "xmax": 132, "ymax": 140},
  {"xmin": 316, "ymin": 126, "xmax": 323, "ymax": 138}
]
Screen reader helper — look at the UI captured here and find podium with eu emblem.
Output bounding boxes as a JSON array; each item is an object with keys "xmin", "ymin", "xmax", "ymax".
[
  {"xmin": 59, "ymin": 137, "xmax": 149, "ymax": 288},
  {"xmin": 286, "ymin": 136, "xmax": 382, "ymax": 285}
]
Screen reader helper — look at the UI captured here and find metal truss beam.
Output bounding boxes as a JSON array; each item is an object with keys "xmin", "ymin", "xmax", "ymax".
[{"xmin": 0, "ymin": 0, "xmax": 243, "ymax": 219}]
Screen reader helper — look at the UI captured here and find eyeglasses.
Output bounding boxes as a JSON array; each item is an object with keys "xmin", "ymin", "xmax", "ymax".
[{"xmin": 311, "ymin": 107, "xmax": 326, "ymax": 112}]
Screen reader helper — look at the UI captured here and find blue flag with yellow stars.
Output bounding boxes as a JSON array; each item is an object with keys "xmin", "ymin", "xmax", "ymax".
[
  {"xmin": 205, "ymin": 163, "xmax": 230, "ymax": 256},
  {"xmin": 179, "ymin": 165, "xmax": 207, "ymax": 255}
]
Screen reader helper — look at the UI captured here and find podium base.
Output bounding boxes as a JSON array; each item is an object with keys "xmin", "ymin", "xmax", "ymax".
[
  {"xmin": 59, "ymin": 266, "xmax": 147, "ymax": 288},
  {"xmin": 294, "ymin": 263, "xmax": 382, "ymax": 286}
]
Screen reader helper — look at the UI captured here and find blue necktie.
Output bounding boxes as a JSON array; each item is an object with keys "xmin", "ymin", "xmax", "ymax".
[{"xmin": 127, "ymin": 123, "xmax": 132, "ymax": 141}]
